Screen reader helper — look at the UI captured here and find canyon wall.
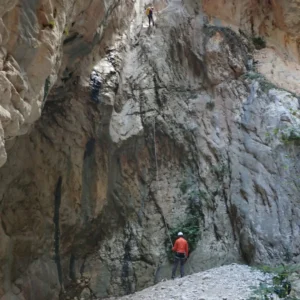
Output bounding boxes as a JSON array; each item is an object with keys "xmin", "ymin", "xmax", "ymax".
[{"xmin": 0, "ymin": 0, "xmax": 300, "ymax": 299}]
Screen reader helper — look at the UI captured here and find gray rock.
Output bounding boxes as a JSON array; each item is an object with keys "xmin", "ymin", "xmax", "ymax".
[
  {"xmin": 0, "ymin": 0, "xmax": 300, "ymax": 299},
  {"xmin": 80, "ymin": 288, "xmax": 91, "ymax": 300},
  {"xmin": 106, "ymin": 264, "xmax": 273, "ymax": 300}
]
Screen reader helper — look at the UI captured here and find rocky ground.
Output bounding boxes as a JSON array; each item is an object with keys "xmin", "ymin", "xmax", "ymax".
[{"xmin": 108, "ymin": 264, "xmax": 273, "ymax": 300}]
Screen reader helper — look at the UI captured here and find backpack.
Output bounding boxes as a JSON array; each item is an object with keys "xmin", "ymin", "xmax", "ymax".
[
  {"xmin": 91, "ymin": 74, "xmax": 101, "ymax": 88},
  {"xmin": 146, "ymin": 7, "xmax": 151, "ymax": 16}
]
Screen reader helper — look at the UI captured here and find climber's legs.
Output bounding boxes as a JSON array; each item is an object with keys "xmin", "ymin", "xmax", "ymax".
[
  {"xmin": 148, "ymin": 15, "xmax": 154, "ymax": 26},
  {"xmin": 171, "ymin": 257, "xmax": 180, "ymax": 279},
  {"xmin": 91, "ymin": 88, "xmax": 100, "ymax": 103},
  {"xmin": 179, "ymin": 258, "xmax": 185, "ymax": 278},
  {"xmin": 172, "ymin": 254, "xmax": 185, "ymax": 278}
]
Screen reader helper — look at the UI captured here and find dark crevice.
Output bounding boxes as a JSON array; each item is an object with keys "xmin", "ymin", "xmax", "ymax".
[
  {"xmin": 39, "ymin": 131, "xmax": 54, "ymax": 145},
  {"xmin": 63, "ymin": 32, "xmax": 79, "ymax": 45},
  {"xmin": 42, "ymin": 76, "xmax": 51, "ymax": 110},
  {"xmin": 84, "ymin": 138, "xmax": 95, "ymax": 159},
  {"xmin": 213, "ymin": 223, "xmax": 222, "ymax": 241},
  {"xmin": 69, "ymin": 253, "xmax": 76, "ymax": 281},
  {"xmin": 81, "ymin": 138, "xmax": 96, "ymax": 224},
  {"xmin": 223, "ymin": 166, "xmax": 237, "ymax": 240},
  {"xmin": 121, "ymin": 230, "xmax": 133, "ymax": 295},
  {"xmin": 80, "ymin": 258, "xmax": 86, "ymax": 276},
  {"xmin": 250, "ymin": 15, "xmax": 254, "ymax": 36},
  {"xmin": 153, "ymin": 76, "xmax": 163, "ymax": 107},
  {"xmin": 54, "ymin": 176, "xmax": 63, "ymax": 287},
  {"xmin": 1, "ymin": 218, "xmax": 9, "ymax": 236}
]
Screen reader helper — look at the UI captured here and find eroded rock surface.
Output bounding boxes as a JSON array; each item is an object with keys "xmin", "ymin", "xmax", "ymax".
[
  {"xmin": 0, "ymin": 0, "xmax": 133, "ymax": 168},
  {"xmin": 0, "ymin": 0, "xmax": 300, "ymax": 299}
]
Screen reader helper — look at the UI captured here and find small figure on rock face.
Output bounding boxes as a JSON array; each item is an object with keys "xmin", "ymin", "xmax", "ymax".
[
  {"xmin": 90, "ymin": 70, "xmax": 102, "ymax": 103},
  {"xmin": 171, "ymin": 232, "xmax": 189, "ymax": 279},
  {"xmin": 145, "ymin": 6, "xmax": 154, "ymax": 27}
]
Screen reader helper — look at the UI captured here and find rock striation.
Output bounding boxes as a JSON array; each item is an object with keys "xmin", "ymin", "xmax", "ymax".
[{"xmin": 0, "ymin": 0, "xmax": 300, "ymax": 299}]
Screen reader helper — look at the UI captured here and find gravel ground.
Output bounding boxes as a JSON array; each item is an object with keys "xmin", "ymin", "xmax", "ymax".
[{"xmin": 108, "ymin": 264, "xmax": 273, "ymax": 300}]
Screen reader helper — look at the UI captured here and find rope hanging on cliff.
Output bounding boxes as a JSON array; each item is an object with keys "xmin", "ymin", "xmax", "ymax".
[
  {"xmin": 154, "ymin": 118, "xmax": 195, "ymax": 274},
  {"xmin": 153, "ymin": 117, "xmax": 173, "ymax": 248}
]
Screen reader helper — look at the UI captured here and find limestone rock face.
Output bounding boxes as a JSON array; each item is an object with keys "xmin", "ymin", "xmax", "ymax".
[
  {"xmin": 202, "ymin": 0, "xmax": 300, "ymax": 38},
  {"xmin": 0, "ymin": 0, "xmax": 133, "ymax": 168},
  {"xmin": 0, "ymin": 0, "xmax": 300, "ymax": 299}
]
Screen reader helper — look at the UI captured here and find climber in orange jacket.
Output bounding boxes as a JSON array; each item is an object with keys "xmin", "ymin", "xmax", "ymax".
[{"xmin": 171, "ymin": 232, "xmax": 189, "ymax": 279}]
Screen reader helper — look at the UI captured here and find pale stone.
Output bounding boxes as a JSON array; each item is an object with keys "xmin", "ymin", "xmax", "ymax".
[{"xmin": 108, "ymin": 264, "xmax": 273, "ymax": 300}]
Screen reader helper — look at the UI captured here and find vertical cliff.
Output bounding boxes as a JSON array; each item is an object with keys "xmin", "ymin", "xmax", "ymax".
[{"xmin": 0, "ymin": 0, "xmax": 300, "ymax": 299}]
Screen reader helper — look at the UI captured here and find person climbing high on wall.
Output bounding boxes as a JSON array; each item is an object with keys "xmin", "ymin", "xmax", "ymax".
[
  {"xmin": 145, "ymin": 6, "xmax": 154, "ymax": 27},
  {"xmin": 171, "ymin": 232, "xmax": 189, "ymax": 279},
  {"xmin": 90, "ymin": 70, "xmax": 102, "ymax": 103}
]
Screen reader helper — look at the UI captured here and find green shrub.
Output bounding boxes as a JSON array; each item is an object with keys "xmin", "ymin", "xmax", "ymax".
[
  {"xmin": 281, "ymin": 128, "xmax": 300, "ymax": 144},
  {"xmin": 43, "ymin": 20, "xmax": 55, "ymax": 30},
  {"xmin": 204, "ymin": 26, "xmax": 248, "ymax": 64},
  {"xmin": 165, "ymin": 215, "xmax": 200, "ymax": 262},
  {"xmin": 249, "ymin": 265, "xmax": 300, "ymax": 299},
  {"xmin": 63, "ymin": 27, "xmax": 69, "ymax": 36},
  {"xmin": 180, "ymin": 180, "xmax": 189, "ymax": 194},
  {"xmin": 190, "ymin": 189, "xmax": 208, "ymax": 201},
  {"xmin": 48, "ymin": 20, "xmax": 55, "ymax": 29},
  {"xmin": 286, "ymin": 129, "xmax": 300, "ymax": 142},
  {"xmin": 190, "ymin": 189, "xmax": 216, "ymax": 211},
  {"xmin": 243, "ymin": 71, "xmax": 299, "ymax": 98},
  {"xmin": 252, "ymin": 36, "xmax": 266, "ymax": 50},
  {"xmin": 212, "ymin": 163, "xmax": 229, "ymax": 179},
  {"xmin": 273, "ymin": 128, "xmax": 279, "ymax": 135},
  {"xmin": 206, "ymin": 101, "xmax": 215, "ymax": 111},
  {"xmin": 243, "ymin": 72, "xmax": 262, "ymax": 81}
]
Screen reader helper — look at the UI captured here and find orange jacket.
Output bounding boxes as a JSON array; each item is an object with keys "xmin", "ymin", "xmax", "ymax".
[{"xmin": 172, "ymin": 237, "xmax": 189, "ymax": 256}]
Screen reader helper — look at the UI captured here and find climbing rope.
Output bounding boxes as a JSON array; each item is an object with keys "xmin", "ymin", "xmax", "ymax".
[
  {"xmin": 154, "ymin": 117, "xmax": 194, "ymax": 274},
  {"xmin": 153, "ymin": 117, "xmax": 173, "ymax": 248}
]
